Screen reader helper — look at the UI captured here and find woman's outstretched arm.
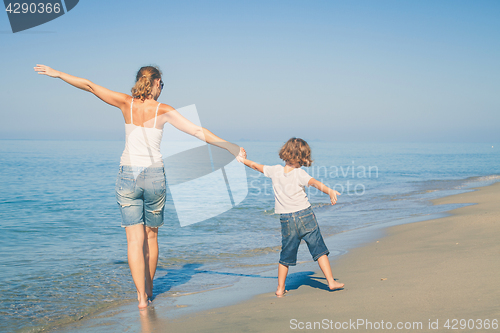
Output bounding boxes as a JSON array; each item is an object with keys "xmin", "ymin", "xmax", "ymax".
[
  {"xmin": 34, "ymin": 64, "xmax": 128, "ymax": 109},
  {"xmin": 159, "ymin": 106, "xmax": 245, "ymax": 158}
]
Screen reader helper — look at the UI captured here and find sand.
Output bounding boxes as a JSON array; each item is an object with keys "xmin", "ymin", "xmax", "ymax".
[
  {"xmin": 157, "ymin": 182, "xmax": 500, "ymax": 332},
  {"xmin": 52, "ymin": 182, "xmax": 500, "ymax": 332}
]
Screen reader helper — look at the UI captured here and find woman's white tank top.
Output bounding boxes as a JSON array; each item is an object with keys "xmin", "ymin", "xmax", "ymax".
[{"xmin": 119, "ymin": 99, "xmax": 164, "ymax": 167}]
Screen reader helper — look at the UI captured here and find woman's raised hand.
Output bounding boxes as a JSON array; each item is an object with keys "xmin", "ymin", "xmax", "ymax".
[{"xmin": 34, "ymin": 64, "xmax": 59, "ymax": 78}]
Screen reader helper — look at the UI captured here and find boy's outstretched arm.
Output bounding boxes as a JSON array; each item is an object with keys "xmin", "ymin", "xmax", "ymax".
[{"xmin": 308, "ymin": 178, "xmax": 341, "ymax": 205}]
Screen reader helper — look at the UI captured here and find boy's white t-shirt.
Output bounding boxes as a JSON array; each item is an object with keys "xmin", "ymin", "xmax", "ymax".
[{"xmin": 263, "ymin": 165, "xmax": 313, "ymax": 214}]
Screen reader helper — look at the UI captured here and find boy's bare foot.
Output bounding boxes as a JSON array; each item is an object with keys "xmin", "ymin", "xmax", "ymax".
[{"xmin": 329, "ymin": 281, "xmax": 344, "ymax": 291}]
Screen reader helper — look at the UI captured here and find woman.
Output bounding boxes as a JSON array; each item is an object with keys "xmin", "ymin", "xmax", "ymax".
[{"xmin": 34, "ymin": 64, "xmax": 245, "ymax": 309}]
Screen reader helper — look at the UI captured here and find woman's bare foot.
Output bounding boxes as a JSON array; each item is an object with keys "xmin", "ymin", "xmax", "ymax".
[
  {"xmin": 137, "ymin": 291, "xmax": 150, "ymax": 309},
  {"xmin": 275, "ymin": 288, "xmax": 288, "ymax": 297},
  {"xmin": 329, "ymin": 280, "xmax": 344, "ymax": 291},
  {"xmin": 146, "ymin": 286, "xmax": 153, "ymax": 301},
  {"xmin": 139, "ymin": 289, "xmax": 153, "ymax": 302}
]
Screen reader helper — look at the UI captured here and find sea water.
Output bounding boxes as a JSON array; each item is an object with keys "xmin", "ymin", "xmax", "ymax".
[{"xmin": 0, "ymin": 140, "xmax": 498, "ymax": 332}]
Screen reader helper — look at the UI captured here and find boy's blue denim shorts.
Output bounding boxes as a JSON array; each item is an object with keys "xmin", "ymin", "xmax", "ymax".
[
  {"xmin": 115, "ymin": 165, "xmax": 166, "ymax": 228},
  {"xmin": 279, "ymin": 206, "xmax": 329, "ymax": 266}
]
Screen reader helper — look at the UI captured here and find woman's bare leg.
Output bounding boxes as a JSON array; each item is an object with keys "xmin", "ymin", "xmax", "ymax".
[
  {"xmin": 145, "ymin": 227, "xmax": 159, "ymax": 299},
  {"xmin": 125, "ymin": 224, "xmax": 149, "ymax": 309},
  {"xmin": 317, "ymin": 255, "xmax": 344, "ymax": 290}
]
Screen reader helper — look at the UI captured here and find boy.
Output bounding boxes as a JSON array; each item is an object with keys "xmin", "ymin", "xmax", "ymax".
[{"xmin": 239, "ymin": 138, "xmax": 344, "ymax": 296}]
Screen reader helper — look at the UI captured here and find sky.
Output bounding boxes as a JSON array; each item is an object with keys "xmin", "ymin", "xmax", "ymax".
[{"xmin": 0, "ymin": 0, "xmax": 499, "ymax": 142}]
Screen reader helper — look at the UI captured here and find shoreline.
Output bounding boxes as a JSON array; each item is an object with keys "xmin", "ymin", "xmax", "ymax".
[{"xmin": 49, "ymin": 181, "xmax": 500, "ymax": 332}]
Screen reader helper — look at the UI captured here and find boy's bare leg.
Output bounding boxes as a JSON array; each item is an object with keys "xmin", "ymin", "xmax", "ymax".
[
  {"xmin": 317, "ymin": 255, "xmax": 344, "ymax": 290},
  {"xmin": 276, "ymin": 263, "xmax": 289, "ymax": 296}
]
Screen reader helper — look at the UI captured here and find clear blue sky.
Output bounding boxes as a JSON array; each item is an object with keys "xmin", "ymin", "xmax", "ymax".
[{"xmin": 1, "ymin": 0, "xmax": 499, "ymax": 142}]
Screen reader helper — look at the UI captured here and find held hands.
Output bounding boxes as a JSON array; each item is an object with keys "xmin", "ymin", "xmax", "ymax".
[
  {"xmin": 329, "ymin": 190, "xmax": 341, "ymax": 205},
  {"xmin": 34, "ymin": 64, "xmax": 59, "ymax": 78},
  {"xmin": 236, "ymin": 147, "xmax": 246, "ymax": 163}
]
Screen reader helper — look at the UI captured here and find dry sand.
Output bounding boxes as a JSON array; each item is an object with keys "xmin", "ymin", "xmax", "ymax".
[{"xmin": 157, "ymin": 182, "xmax": 500, "ymax": 332}]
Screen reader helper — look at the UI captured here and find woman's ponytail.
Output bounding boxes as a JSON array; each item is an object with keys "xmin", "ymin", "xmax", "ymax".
[{"xmin": 131, "ymin": 66, "xmax": 162, "ymax": 100}]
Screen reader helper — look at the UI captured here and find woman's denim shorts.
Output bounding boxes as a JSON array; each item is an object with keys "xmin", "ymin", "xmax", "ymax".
[
  {"xmin": 115, "ymin": 165, "xmax": 166, "ymax": 228},
  {"xmin": 279, "ymin": 206, "xmax": 329, "ymax": 266}
]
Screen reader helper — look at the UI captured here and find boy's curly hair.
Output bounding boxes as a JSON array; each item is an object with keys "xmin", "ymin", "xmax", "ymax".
[{"xmin": 278, "ymin": 137, "xmax": 313, "ymax": 167}]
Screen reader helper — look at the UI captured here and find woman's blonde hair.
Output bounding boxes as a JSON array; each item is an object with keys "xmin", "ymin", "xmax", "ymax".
[
  {"xmin": 279, "ymin": 137, "xmax": 313, "ymax": 167},
  {"xmin": 131, "ymin": 66, "xmax": 162, "ymax": 100}
]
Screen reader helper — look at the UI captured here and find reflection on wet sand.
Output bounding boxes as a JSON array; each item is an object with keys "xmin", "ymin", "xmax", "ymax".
[{"xmin": 139, "ymin": 306, "xmax": 159, "ymax": 333}]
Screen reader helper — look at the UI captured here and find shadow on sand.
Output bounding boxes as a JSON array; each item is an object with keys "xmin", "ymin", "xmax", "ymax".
[
  {"xmin": 151, "ymin": 264, "xmax": 341, "ymax": 299},
  {"xmin": 280, "ymin": 270, "xmax": 344, "ymax": 292},
  {"xmin": 152, "ymin": 263, "xmax": 275, "ymax": 298}
]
